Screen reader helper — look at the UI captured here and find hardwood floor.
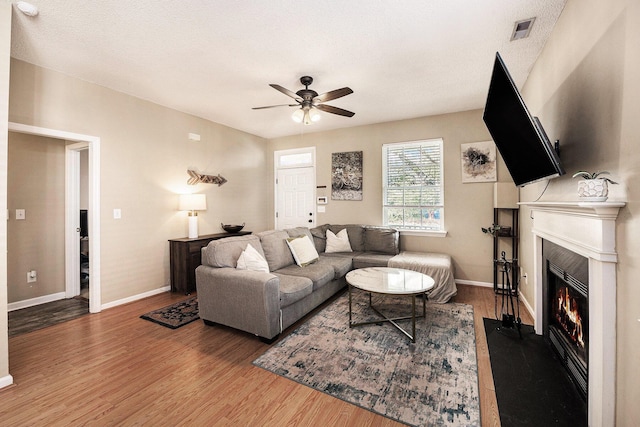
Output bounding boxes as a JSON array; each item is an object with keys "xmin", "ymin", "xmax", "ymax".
[
  {"xmin": 8, "ymin": 297, "xmax": 89, "ymax": 337},
  {"xmin": 1, "ymin": 284, "xmax": 532, "ymax": 426}
]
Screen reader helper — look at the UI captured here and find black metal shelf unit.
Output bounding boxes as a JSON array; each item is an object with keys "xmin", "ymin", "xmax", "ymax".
[{"xmin": 492, "ymin": 208, "xmax": 519, "ymax": 295}]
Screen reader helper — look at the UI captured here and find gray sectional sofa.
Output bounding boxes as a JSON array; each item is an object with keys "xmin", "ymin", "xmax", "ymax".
[{"xmin": 195, "ymin": 224, "xmax": 455, "ymax": 341}]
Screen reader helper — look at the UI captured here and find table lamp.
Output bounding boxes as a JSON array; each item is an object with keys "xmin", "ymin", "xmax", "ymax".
[{"xmin": 179, "ymin": 194, "xmax": 207, "ymax": 238}]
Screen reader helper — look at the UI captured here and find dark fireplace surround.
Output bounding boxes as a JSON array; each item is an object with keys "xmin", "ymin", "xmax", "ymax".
[{"xmin": 542, "ymin": 240, "xmax": 589, "ymax": 400}]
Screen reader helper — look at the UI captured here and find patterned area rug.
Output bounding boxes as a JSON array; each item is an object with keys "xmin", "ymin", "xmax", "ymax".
[
  {"xmin": 253, "ymin": 292, "xmax": 479, "ymax": 426},
  {"xmin": 140, "ymin": 297, "xmax": 199, "ymax": 329}
]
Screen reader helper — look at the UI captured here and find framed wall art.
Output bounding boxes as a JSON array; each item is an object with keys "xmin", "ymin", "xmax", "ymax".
[
  {"xmin": 461, "ymin": 141, "xmax": 497, "ymax": 183},
  {"xmin": 331, "ymin": 151, "xmax": 363, "ymax": 200}
]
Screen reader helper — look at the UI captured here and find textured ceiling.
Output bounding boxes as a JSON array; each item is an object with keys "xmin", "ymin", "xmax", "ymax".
[{"xmin": 10, "ymin": 1, "xmax": 567, "ymax": 139}]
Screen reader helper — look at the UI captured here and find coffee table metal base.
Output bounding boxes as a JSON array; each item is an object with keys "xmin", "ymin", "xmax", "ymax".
[{"xmin": 348, "ymin": 285, "xmax": 426, "ymax": 343}]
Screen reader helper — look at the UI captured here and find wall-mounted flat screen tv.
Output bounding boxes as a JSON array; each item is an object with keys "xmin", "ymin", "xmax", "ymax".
[{"xmin": 483, "ymin": 52, "xmax": 565, "ymax": 187}]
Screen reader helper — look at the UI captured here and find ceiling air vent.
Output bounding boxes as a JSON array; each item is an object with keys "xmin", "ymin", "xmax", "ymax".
[{"xmin": 511, "ymin": 18, "xmax": 536, "ymax": 41}]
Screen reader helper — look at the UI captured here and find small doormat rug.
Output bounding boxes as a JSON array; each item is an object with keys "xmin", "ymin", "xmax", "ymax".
[
  {"xmin": 140, "ymin": 297, "xmax": 199, "ymax": 329},
  {"xmin": 253, "ymin": 292, "xmax": 479, "ymax": 426},
  {"xmin": 483, "ymin": 318, "xmax": 587, "ymax": 427}
]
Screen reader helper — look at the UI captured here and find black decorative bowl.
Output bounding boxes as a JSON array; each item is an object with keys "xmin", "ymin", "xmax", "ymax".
[{"xmin": 221, "ymin": 223, "xmax": 245, "ymax": 233}]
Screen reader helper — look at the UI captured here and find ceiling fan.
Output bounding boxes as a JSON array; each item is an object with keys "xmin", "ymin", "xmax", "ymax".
[{"xmin": 253, "ymin": 76, "xmax": 354, "ymax": 125}]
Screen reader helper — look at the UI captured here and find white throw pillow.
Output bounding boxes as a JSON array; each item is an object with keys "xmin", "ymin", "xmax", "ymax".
[
  {"xmin": 286, "ymin": 235, "xmax": 319, "ymax": 266},
  {"xmin": 325, "ymin": 229, "xmax": 353, "ymax": 253},
  {"xmin": 236, "ymin": 243, "xmax": 269, "ymax": 272}
]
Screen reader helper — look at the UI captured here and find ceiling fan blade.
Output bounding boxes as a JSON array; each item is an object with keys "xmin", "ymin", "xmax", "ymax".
[
  {"xmin": 269, "ymin": 84, "xmax": 302, "ymax": 101},
  {"xmin": 314, "ymin": 103, "xmax": 355, "ymax": 117},
  {"xmin": 314, "ymin": 87, "xmax": 353, "ymax": 103},
  {"xmin": 252, "ymin": 104, "xmax": 299, "ymax": 110}
]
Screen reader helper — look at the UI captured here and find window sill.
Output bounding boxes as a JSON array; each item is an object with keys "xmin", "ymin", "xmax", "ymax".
[{"xmin": 399, "ymin": 229, "xmax": 448, "ymax": 238}]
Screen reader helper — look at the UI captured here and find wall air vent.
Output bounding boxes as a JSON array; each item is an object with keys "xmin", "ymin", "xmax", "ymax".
[{"xmin": 511, "ymin": 18, "xmax": 536, "ymax": 41}]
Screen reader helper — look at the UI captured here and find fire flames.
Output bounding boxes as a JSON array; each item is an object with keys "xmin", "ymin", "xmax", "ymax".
[{"xmin": 556, "ymin": 287, "xmax": 585, "ymax": 349}]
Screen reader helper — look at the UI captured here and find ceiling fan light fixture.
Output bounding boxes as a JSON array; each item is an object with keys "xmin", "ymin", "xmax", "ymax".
[
  {"xmin": 260, "ymin": 76, "xmax": 354, "ymax": 124},
  {"xmin": 309, "ymin": 108, "xmax": 321, "ymax": 123},
  {"xmin": 291, "ymin": 108, "xmax": 304, "ymax": 123},
  {"xmin": 303, "ymin": 110, "xmax": 312, "ymax": 125}
]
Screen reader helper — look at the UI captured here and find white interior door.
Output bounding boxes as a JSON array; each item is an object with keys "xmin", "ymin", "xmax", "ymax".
[{"xmin": 276, "ymin": 167, "xmax": 315, "ymax": 229}]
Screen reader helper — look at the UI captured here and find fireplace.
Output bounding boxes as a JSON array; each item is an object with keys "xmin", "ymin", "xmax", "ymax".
[
  {"xmin": 543, "ymin": 240, "xmax": 589, "ymax": 399},
  {"xmin": 524, "ymin": 201, "xmax": 624, "ymax": 427}
]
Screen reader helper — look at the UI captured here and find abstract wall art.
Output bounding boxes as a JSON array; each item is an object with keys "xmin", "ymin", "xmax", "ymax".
[{"xmin": 461, "ymin": 141, "xmax": 497, "ymax": 183}]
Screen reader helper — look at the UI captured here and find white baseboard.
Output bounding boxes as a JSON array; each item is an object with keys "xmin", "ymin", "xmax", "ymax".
[
  {"xmin": 8, "ymin": 286, "xmax": 172, "ymax": 312},
  {"xmin": 519, "ymin": 292, "xmax": 535, "ymax": 325},
  {"xmin": 0, "ymin": 374, "xmax": 14, "ymax": 390},
  {"xmin": 455, "ymin": 279, "xmax": 493, "ymax": 288},
  {"xmin": 8, "ymin": 292, "xmax": 67, "ymax": 312},
  {"xmin": 101, "ymin": 285, "xmax": 171, "ymax": 310}
]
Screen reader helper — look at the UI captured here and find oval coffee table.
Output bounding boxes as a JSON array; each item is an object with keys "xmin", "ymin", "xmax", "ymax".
[{"xmin": 345, "ymin": 267, "xmax": 435, "ymax": 343}]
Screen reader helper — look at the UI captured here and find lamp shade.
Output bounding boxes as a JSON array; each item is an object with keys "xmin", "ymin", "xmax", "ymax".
[
  {"xmin": 291, "ymin": 109, "xmax": 304, "ymax": 123},
  {"xmin": 179, "ymin": 193, "xmax": 207, "ymax": 211},
  {"xmin": 309, "ymin": 108, "xmax": 321, "ymax": 122}
]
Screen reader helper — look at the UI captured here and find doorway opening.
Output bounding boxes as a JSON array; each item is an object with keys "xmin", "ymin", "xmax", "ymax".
[{"xmin": 8, "ymin": 122, "xmax": 101, "ymax": 313}]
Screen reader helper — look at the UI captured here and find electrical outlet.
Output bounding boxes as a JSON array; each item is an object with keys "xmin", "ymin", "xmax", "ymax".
[{"xmin": 27, "ymin": 270, "xmax": 37, "ymax": 283}]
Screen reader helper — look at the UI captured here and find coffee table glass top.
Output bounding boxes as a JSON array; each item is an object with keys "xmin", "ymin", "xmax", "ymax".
[{"xmin": 346, "ymin": 267, "xmax": 435, "ymax": 295}]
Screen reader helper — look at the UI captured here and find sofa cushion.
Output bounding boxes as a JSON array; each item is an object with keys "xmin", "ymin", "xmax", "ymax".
[
  {"xmin": 257, "ymin": 230, "xmax": 295, "ymax": 271},
  {"xmin": 285, "ymin": 227, "xmax": 314, "ymax": 242},
  {"xmin": 236, "ymin": 243, "xmax": 269, "ymax": 272},
  {"xmin": 204, "ymin": 235, "xmax": 265, "ymax": 268},
  {"xmin": 353, "ymin": 253, "xmax": 395, "ymax": 269},
  {"xmin": 328, "ymin": 224, "xmax": 365, "ymax": 251},
  {"xmin": 272, "ymin": 273, "xmax": 313, "ymax": 308},
  {"xmin": 325, "ymin": 229, "xmax": 353, "ymax": 253},
  {"xmin": 317, "ymin": 255, "xmax": 353, "ymax": 279},
  {"xmin": 286, "ymin": 235, "xmax": 319, "ymax": 266},
  {"xmin": 274, "ymin": 263, "xmax": 335, "ymax": 291},
  {"xmin": 310, "ymin": 224, "xmax": 329, "ymax": 253},
  {"xmin": 364, "ymin": 226, "xmax": 400, "ymax": 255}
]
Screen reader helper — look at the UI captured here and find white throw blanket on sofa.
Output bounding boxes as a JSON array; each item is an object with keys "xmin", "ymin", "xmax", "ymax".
[{"xmin": 388, "ymin": 251, "xmax": 457, "ymax": 303}]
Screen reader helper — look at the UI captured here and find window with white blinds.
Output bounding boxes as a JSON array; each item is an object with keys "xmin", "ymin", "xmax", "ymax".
[{"xmin": 382, "ymin": 139, "xmax": 444, "ymax": 231}]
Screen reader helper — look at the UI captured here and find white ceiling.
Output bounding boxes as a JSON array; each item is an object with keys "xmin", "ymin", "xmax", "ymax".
[{"xmin": 10, "ymin": 0, "xmax": 567, "ymax": 139}]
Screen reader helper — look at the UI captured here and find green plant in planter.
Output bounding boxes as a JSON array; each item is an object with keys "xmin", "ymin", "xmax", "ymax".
[
  {"xmin": 571, "ymin": 171, "xmax": 618, "ymax": 184},
  {"xmin": 572, "ymin": 171, "xmax": 618, "ymax": 201}
]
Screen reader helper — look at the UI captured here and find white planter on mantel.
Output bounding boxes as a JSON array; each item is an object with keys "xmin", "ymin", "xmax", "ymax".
[{"xmin": 577, "ymin": 178, "xmax": 609, "ymax": 201}]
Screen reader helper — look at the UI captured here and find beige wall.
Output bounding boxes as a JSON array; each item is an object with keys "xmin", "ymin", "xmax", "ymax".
[
  {"xmin": 8, "ymin": 59, "xmax": 271, "ymax": 305},
  {"xmin": 7, "ymin": 133, "xmax": 66, "ymax": 302},
  {"xmin": 0, "ymin": 2, "xmax": 12, "ymax": 386},
  {"xmin": 518, "ymin": 0, "xmax": 640, "ymax": 423},
  {"xmin": 269, "ymin": 109, "xmax": 512, "ymax": 283},
  {"xmin": 5, "ymin": 1, "xmax": 639, "ymax": 421}
]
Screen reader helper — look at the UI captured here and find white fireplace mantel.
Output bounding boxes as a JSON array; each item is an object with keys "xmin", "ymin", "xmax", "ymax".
[{"xmin": 521, "ymin": 200, "xmax": 625, "ymax": 427}]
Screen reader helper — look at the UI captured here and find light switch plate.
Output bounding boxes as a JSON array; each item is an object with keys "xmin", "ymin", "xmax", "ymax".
[
  {"xmin": 16, "ymin": 209, "xmax": 25, "ymax": 220},
  {"xmin": 113, "ymin": 209, "xmax": 122, "ymax": 219}
]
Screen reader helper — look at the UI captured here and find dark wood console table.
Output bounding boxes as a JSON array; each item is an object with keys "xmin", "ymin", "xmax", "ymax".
[{"xmin": 169, "ymin": 231, "xmax": 251, "ymax": 294}]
